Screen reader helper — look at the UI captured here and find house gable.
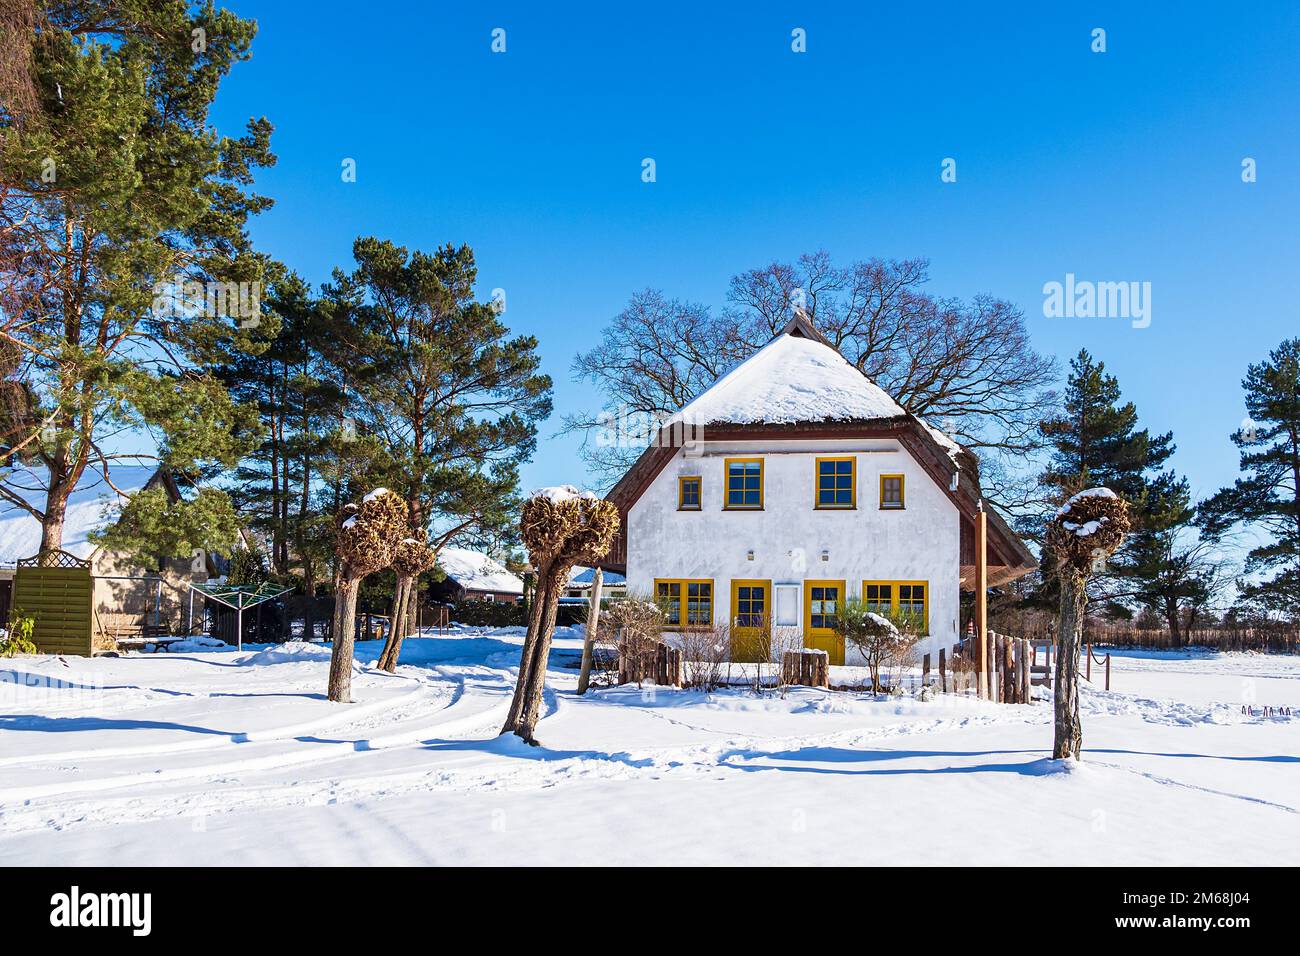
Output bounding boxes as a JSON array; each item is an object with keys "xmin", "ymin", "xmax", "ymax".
[{"xmin": 601, "ymin": 318, "xmax": 1036, "ymax": 585}]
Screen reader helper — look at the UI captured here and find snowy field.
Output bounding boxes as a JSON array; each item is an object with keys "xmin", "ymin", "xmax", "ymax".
[{"xmin": 1, "ymin": 631, "xmax": 1297, "ymax": 866}]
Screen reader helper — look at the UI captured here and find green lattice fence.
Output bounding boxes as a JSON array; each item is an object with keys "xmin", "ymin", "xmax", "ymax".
[{"xmin": 12, "ymin": 550, "xmax": 94, "ymax": 656}]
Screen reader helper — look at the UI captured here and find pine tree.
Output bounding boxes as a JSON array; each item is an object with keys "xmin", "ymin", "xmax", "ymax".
[
  {"xmin": 1038, "ymin": 350, "xmax": 1214, "ymax": 635},
  {"xmin": 1040, "ymin": 350, "xmax": 1174, "ymax": 500},
  {"xmin": 1200, "ymin": 339, "xmax": 1300, "ymax": 619},
  {"xmin": 0, "ymin": 1, "xmax": 273, "ymax": 560},
  {"xmin": 332, "ymin": 237, "xmax": 552, "ymax": 657},
  {"xmin": 214, "ymin": 269, "xmax": 348, "ymax": 584}
]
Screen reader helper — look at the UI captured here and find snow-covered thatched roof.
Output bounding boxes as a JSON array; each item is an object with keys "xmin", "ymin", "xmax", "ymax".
[
  {"xmin": 435, "ymin": 546, "xmax": 524, "ymax": 595},
  {"xmin": 667, "ymin": 330, "xmax": 907, "ymax": 429},
  {"xmin": 0, "ymin": 464, "xmax": 164, "ymax": 565}
]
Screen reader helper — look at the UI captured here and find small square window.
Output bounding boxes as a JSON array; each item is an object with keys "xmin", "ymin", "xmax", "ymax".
[
  {"xmin": 678, "ymin": 476, "xmax": 701, "ymax": 510},
  {"xmin": 880, "ymin": 475, "xmax": 905, "ymax": 509}
]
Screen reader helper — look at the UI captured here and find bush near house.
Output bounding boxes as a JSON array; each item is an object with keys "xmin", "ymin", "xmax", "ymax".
[{"xmin": 450, "ymin": 600, "xmax": 527, "ymax": 628}]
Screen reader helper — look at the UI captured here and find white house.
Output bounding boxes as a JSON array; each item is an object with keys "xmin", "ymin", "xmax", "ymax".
[{"xmin": 601, "ymin": 315, "xmax": 1036, "ymax": 665}]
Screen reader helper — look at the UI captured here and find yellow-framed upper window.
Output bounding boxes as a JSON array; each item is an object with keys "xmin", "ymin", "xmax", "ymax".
[
  {"xmin": 815, "ymin": 456, "xmax": 856, "ymax": 509},
  {"xmin": 654, "ymin": 578, "xmax": 714, "ymax": 628},
  {"xmin": 880, "ymin": 474, "xmax": 905, "ymax": 510},
  {"xmin": 724, "ymin": 457, "xmax": 763, "ymax": 510},
  {"xmin": 862, "ymin": 580, "xmax": 928, "ymax": 632},
  {"xmin": 678, "ymin": 475, "xmax": 702, "ymax": 510}
]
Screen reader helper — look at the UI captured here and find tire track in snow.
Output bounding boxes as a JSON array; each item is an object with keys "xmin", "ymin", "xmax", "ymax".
[
  {"xmin": 1088, "ymin": 759, "xmax": 1300, "ymax": 815},
  {"xmin": 0, "ymin": 669, "xmax": 512, "ymax": 806}
]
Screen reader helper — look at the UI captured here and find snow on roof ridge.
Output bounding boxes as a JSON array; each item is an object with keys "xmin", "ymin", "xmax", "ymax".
[
  {"xmin": 914, "ymin": 416, "xmax": 964, "ymax": 465},
  {"xmin": 666, "ymin": 331, "xmax": 907, "ymax": 428}
]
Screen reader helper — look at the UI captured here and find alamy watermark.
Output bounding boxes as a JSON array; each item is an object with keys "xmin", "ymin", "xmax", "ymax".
[
  {"xmin": 596, "ymin": 406, "xmax": 704, "ymax": 452},
  {"xmin": 152, "ymin": 278, "xmax": 262, "ymax": 325},
  {"xmin": 1042, "ymin": 273, "xmax": 1151, "ymax": 329}
]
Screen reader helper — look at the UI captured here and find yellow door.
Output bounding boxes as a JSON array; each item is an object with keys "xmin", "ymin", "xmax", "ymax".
[
  {"xmin": 804, "ymin": 579, "xmax": 846, "ymax": 665},
  {"xmin": 730, "ymin": 579, "xmax": 771, "ymax": 663}
]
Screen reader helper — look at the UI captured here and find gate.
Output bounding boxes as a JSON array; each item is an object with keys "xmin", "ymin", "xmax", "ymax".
[{"xmin": 12, "ymin": 550, "xmax": 94, "ymax": 656}]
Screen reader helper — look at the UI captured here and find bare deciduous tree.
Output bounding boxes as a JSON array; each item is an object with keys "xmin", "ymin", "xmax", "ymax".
[{"xmin": 569, "ymin": 253, "xmax": 1056, "ymax": 514}]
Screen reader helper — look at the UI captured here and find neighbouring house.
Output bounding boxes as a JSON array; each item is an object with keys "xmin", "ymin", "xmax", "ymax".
[
  {"xmin": 0, "ymin": 463, "xmax": 224, "ymax": 642},
  {"xmin": 600, "ymin": 315, "xmax": 1037, "ymax": 666},
  {"xmin": 428, "ymin": 546, "xmax": 524, "ymax": 604},
  {"xmin": 565, "ymin": 566, "xmax": 627, "ymax": 601}
]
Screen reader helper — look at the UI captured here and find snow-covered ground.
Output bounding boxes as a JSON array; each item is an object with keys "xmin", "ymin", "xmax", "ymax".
[{"xmin": 1, "ymin": 632, "xmax": 1297, "ymax": 866}]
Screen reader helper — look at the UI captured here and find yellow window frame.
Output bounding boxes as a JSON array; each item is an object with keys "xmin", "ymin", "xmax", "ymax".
[
  {"xmin": 723, "ymin": 457, "xmax": 764, "ymax": 510},
  {"xmin": 879, "ymin": 473, "xmax": 905, "ymax": 510},
  {"xmin": 654, "ymin": 577, "xmax": 714, "ymax": 629},
  {"xmin": 814, "ymin": 456, "xmax": 856, "ymax": 509},
  {"xmin": 861, "ymin": 579, "xmax": 929, "ymax": 633},
  {"xmin": 677, "ymin": 475, "xmax": 702, "ymax": 511}
]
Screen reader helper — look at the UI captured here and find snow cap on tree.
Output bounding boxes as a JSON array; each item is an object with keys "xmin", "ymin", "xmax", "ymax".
[
  {"xmin": 337, "ymin": 488, "xmax": 408, "ymax": 576},
  {"xmin": 520, "ymin": 486, "xmax": 618, "ymax": 581},
  {"xmin": 1047, "ymin": 488, "xmax": 1131, "ymax": 578},
  {"xmin": 391, "ymin": 530, "xmax": 437, "ymax": 577}
]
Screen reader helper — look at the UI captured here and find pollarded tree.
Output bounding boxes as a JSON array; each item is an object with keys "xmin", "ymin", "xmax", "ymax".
[
  {"xmin": 503, "ymin": 487, "xmax": 619, "ymax": 744},
  {"xmin": 0, "ymin": 0, "xmax": 273, "ymax": 557},
  {"xmin": 328, "ymin": 488, "xmax": 407, "ymax": 703},
  {"xmin": 1046, "ymin": 489, "xmax": 1131, "ymax": 760},
  {"xmin": 1199, "ymin": 339, "xmax": 1300, "ymax": 619}
]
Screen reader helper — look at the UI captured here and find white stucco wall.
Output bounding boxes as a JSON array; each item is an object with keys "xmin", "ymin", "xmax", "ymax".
[{"xmin": 625, "ymin": 438, "xmax": 961, "ymax": 663}]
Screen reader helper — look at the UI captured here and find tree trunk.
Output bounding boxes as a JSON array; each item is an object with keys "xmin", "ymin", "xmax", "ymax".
[
  {"xmin": 328, "ymin": 576, "xmax": 360, "ymax": 702},
  {"xmin": 39, "ymin": 485, "xmax": 70, "ymax": 554},
  {"xmin": 1053, "ymin": 573, "xmax": 1086, "ymax": 759},
  {"xmin": 502, "ymin": 559, "xmax": 560, "ymax": 742},
  {"xmin": 576, "ymin": 567, "xmax": 603, "ymax": 695},
  {"xmin": 378, "ymin": 575, "xmax": 413, "ymax": 672},
  {"xmin": 302, "ymin": 558, "xmax": 316, "ymax": 641},
  {"xmin": 407, "ymin": 580, "xmax": 420, "ymax": 636},
  {"xmin": 517, "ymin": 578, "xmax": 564, "ymax": 741},
  {"xmin": 1165, "ymin": 598, "xmax": 1182, "ymax": 647}
]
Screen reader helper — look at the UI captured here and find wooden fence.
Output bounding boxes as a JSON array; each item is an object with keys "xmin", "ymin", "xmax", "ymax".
[
  {"xmin": 782, "ymin": 649, "xmax": 829, "ymax": 688},
  {"xmin": 1087, "ymin": 625, "xmax": 1298, "ymax": 654},
  {"xmin": 618, "ymin": 639, "xmax": 682, "ymax": 687},
  {"xmin": 936, "ymin": 632, "xmax": 1035, "ymax": 703}
]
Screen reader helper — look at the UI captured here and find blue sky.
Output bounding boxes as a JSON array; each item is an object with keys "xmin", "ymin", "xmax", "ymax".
[{"xmin": 211, "ymin": 1, "xmax": 1300, "ymax": 504}]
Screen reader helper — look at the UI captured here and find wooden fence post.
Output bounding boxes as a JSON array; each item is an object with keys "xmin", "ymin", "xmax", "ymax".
[
  {"xmin": 993, "ymin": 634, "xmax": 1003, "ymax": 703},
  {"xmin": 923, "ymin": 653, "xmax": 931, "ymax": 691},
  {"xmin": 939, "ymin": 647, "xmax": 947, "ymax": 694},
  {"xmin": 1021, "ymin": 639, "xmax": 1031, "ymax": 702}
]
